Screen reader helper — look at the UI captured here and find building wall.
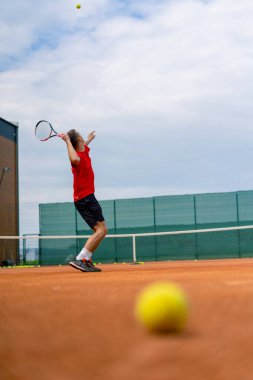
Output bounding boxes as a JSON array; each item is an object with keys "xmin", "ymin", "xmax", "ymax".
[{"xmin": 0, "ymin": 118, "xmax": 19, "ymax": 264}]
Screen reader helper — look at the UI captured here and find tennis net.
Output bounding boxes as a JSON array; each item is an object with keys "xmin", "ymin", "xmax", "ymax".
[
  {"xmin": 0, "ymin": 225, "xmax": 253, "ymax": 265},
  {"xmin": 1, "ymin": 224, "xmax": 253, "ymax": 266}
]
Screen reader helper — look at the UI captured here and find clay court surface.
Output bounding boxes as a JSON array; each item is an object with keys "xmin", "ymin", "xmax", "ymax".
[{"xmin": 1, "ymin": 259, "xmax": 253, "ymax": 380}]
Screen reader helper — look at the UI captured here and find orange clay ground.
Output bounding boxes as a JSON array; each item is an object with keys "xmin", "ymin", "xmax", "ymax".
[{"xmin": 1, "ymin": 259, "xmax": 253, "ymax": 380}]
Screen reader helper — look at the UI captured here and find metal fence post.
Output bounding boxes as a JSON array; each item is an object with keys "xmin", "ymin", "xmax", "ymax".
[
  {"xmin": 236, "ymin": 193, "xmax": 242, "ymax": 258},
  {"xmin": 193, "ymin": 195, "xmax": 199, "ymax": 260}
]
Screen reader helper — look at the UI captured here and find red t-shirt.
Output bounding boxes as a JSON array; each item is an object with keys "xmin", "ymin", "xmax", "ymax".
[{"xmin": 71, "ymin": 146, "xmax": 95, "ymax": 201}]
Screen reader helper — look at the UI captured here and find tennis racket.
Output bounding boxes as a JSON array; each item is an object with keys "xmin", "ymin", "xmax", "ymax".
[{"xmin": 35, "ymin": 120, "xmax": 60, "ymax": 141}]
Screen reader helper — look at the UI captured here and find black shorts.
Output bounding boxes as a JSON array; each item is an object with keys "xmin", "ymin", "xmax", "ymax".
[{"xmin": 74, "ymin": 193, "xmax": 105, "ymax": 229}]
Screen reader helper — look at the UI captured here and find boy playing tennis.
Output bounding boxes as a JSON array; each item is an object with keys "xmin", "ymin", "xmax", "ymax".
[{"xmin": 61, "ymin": 130, "xmax": 107, "ymax": 272}]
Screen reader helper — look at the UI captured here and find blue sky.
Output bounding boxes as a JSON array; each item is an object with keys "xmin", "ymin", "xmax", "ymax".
[{"xmin": 1, "ymin": 0, "xmax": 253, "ymax": 233}]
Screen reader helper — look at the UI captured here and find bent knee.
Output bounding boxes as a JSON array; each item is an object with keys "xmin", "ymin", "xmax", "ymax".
[
  {"xmin": 95, "ymin": 225, "xmax": 107, "ymax": 238},
  {"xmin": 100, "ymin": 226, "xmax": 108, "ymax": 238}
]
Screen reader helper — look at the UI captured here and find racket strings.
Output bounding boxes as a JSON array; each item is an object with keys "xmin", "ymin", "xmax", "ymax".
[{"xmin": 35, "ymin": 121, "xmax": 53, "ymax": 141}]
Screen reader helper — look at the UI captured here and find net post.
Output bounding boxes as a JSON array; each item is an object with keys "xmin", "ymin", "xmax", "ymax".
[
  {"xmin": 38, "ymin": 234, "xmax": 42, "ymax": 266},
  {"xmin": 153, "ymin": 197, "xmax": 158, "ymax": 261},
  {"xmin": 113, "ymin": 200, "xmax": 118, "ymax": 263},
  {"xmin": 132, "ymin": 235, "xmax": 137, "ymax": 264},
  {"xmin": 23, "ymin": 235, "xmax": 26, "ymax": 265}
]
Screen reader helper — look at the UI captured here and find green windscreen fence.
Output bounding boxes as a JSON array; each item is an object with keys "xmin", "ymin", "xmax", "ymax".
[{"xmin": 38, "ymin": 191, "xmax": 253, "ymax": 265}]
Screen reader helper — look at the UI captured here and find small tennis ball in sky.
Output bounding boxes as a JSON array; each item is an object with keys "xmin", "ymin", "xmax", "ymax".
[
  {"xmin": 134, "ymin": 282, "xmax": 189, "ymax": 333},
  {"xmin": 76, "ymin": 4, "xmax": 81, "ymax": 9}
]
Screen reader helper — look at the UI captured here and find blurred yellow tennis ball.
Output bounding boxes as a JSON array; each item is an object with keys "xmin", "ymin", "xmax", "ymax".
[
  {"xmin": 76, "ymin": 4, "xmax": 81, "ymax": 9},
  {"xmin": 135, "ymin": 282, "xmax": 188, "ymax": 333}
]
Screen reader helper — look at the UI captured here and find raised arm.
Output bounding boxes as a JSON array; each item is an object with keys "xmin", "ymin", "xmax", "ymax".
[
  {"xmin": 60, "ymin": 133, "xmax": 80, "ymax": 166},
  {"xmin": 85, "ymin": 131, "xmax": 96, "ymax": 146}
]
